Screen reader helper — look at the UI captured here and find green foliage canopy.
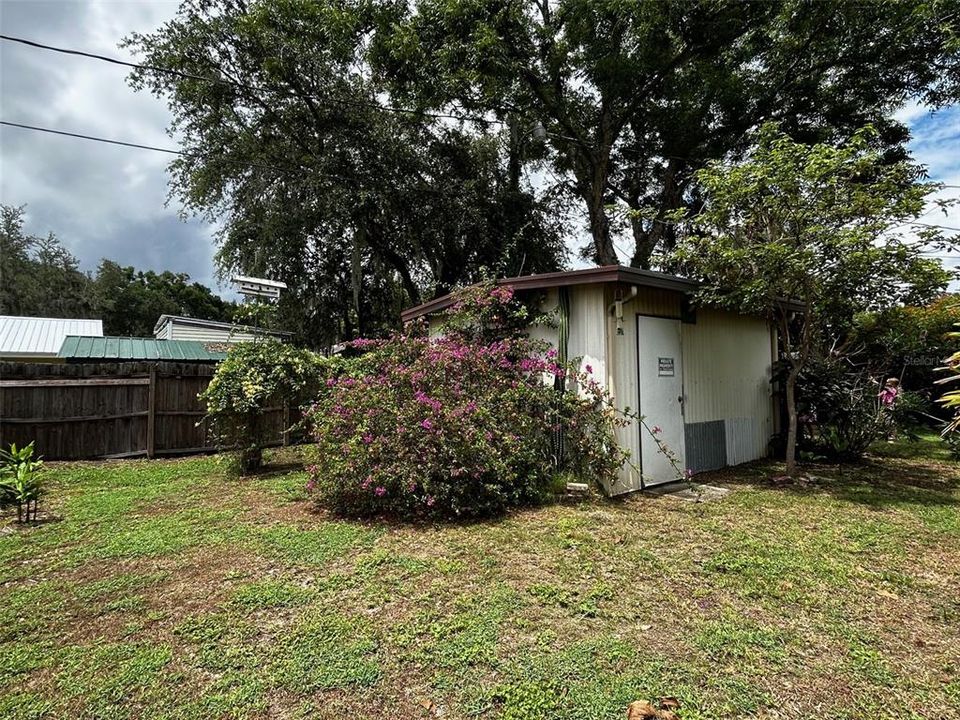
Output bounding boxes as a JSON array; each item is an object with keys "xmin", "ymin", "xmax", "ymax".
[
  {"xmin": 372, "ymin": 0, "xmax": 960, "ymax": 267},
  {"xmin": 124, "ymin": 0, "xmax": 568, "ymax": 347},
  {"xmin": 675, "ymin": 124, "xmax": 955, "ymax": 473}
]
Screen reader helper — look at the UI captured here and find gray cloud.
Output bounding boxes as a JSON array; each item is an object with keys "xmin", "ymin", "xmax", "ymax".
[{"xmin": 0, "ymin": 0, "xmax": 228, "ymax": 293}]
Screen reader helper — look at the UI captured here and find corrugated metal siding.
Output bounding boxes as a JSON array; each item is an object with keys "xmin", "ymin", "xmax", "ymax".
[
  {"xmin": 167, "ymin": 324, "xmax": 260, "ymax": 343},
  {"xmin": 633, "ymin": 287, "xmax": 682, "ymax": 318},
  {"xmin": 0, "ymin": 316, "xmax": 103, "ymax": 357},
  {"xmin": 725, "ymin": 417, "xmax": 760, "ymax": 465},
  {"xmin": 605, "ymin": 293, "xmax": 640, "ymax": 493},
  {"xmin": 685, "ymin": 420, "xmax": 727, "ymax": 472},
  {"xmin": 681, "ymin": 309, "xmax": 773, "ymax": 466},
  {"xmin": 568, "ymin": 285, "xmax": 607, "ymax": 380}
]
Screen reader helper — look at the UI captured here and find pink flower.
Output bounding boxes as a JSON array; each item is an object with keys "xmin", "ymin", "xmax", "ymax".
[
  {"xmin": 362, "ymin": 433, "xmax": 374, "ymax": 444},
  {"xmin": 374, "ymin": 486, "xmax": 387, "ymax": 497},
  {"xmin": 305, "ymin": 479, "xmax": 316, "ymax": 491},
  {"xmin": 651, "ymin": 426, "xmax": 662, "ymax": 435},
  {"xmin": 585, "ymin": 364, "xmax": 593, "ymax": 374},
  {"xmin": 425, "ymin": 495, "xmax": 436, "ymax": 507},
  {"xmin": 421, "ymin": 418, "xmax": 434, "ymax": 431}
]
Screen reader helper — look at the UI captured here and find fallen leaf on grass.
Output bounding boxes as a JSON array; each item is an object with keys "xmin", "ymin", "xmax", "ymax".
[
  {"xmin": 627, "ymin": 697, "xmax": 682, "ymax": 719},
  {"xmin": 627, "ymin": 701, "xmax": 659, "ymax": 719}
]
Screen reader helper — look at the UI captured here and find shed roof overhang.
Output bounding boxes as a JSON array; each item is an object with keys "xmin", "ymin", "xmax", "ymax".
[
  {"xmin": 400, "ymin": 265, "xmax": 700, "ymax": 323},
  {"xmin": 401, "ymin": 265, "xmax": 805, "ymax": 322}
]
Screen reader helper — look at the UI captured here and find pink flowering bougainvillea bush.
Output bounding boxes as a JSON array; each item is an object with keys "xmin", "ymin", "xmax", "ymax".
[{"xmin": 305, "ymin": 283, "xmax": 628, "ymax": 519}]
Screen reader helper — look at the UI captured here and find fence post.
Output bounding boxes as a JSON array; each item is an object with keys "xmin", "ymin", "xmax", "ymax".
[{"xmin": 146, "ymin": 369, "xmax": 157, "ymax": 458}]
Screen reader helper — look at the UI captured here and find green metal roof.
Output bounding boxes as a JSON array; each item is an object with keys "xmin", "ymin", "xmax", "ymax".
[{"xmin": 58, "ymin": 336, "xmax": 228, "ymax": 362}]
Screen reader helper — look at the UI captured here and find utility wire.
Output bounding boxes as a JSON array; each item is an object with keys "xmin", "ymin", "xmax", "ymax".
[
  {"xmin": 1, "ymin": 120, "xmax": 181, "ymax": 155},
  {"xmin": 0, "ymin": 119, "xmax": 481, "ymax": 196},
  {"xmin": 0, "ymin": 119, "xmax": 353, "ymax": 180},
  {"xmin": 0, "ymin": 33, "xmax": 504, "ymax": 127},
  {"xmin": 908, "ymin": 221, "xmax": 960, "ymax": 232}
]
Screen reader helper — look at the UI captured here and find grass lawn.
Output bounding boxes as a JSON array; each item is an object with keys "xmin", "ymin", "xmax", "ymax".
[{"xmin": 1, "ymin": 438, "xmax": 958, "ymax": 720}]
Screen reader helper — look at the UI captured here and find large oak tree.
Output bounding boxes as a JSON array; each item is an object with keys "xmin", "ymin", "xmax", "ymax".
[
  {"xmin": 126, "ymin": 0, "xmax": 567, "ymax": 347},
  {"xmin": 373, "ymin": 0, "xmax": 960, "ymax": 266}
]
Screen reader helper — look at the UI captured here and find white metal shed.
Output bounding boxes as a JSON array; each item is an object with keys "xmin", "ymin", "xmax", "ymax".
[{"xmin": 402, "ymin": 266, "xmax": 780, "ymax": 495}]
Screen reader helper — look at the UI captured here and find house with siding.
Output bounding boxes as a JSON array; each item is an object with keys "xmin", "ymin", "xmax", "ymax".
[
  {"xmin": 401, "ymin": 266, "xmax": 785, "ymax": 495},
  {"xmin": 153, "ymin": 315, "xmax": 292, "ymax": 343}
]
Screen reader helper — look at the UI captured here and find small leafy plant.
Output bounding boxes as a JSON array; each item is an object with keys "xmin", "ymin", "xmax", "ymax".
[
  {"xmin": 938, "ymin": 327, "xmax": 960, "ymax": 436},
  {"xmin": 0, "ymin": 442, "xmax": 45, "ymax": 523}
]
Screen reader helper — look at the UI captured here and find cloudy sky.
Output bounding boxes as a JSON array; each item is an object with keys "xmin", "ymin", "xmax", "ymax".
[
  {"xmin": 1, "ymin": 0, "xmax": 959, "ymax": 298},
  {"xmin": 0, "ymin": 0, "xmax": 226, "ymax": 291}
]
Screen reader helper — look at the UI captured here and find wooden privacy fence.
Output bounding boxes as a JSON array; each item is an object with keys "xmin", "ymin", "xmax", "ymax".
[{"xmin": 0, "ymin": 362, "xmax": 299, "ymax": 460}]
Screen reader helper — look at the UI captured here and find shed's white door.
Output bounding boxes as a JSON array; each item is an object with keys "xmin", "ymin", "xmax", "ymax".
[{"xmin": 637, "ymin": 316, "xmax": 686, "ymax": 486}]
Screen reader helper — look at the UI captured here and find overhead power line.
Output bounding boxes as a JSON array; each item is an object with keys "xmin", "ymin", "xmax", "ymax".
[
  {"xmin": 0, "ymin": 33, "xmax": 504, "ymax": 127},
  {"xmin": 908, "ymin": 221, "xmax": 960, "ymax": 232},
  {"xmin": 0, "ymin": 119, "xmax": 469, "ymax": 196},
  {"xmin": 0, "ymin": 119, "xmax": 351, "ymax": 180},
  {"xmin": 1, "ymin": 120, "xmax": 181, "ymax": 155}
]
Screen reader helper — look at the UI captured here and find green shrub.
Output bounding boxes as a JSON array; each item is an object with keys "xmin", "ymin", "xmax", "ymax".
[
  {"xmin": 200, "ymin": 339, "xmax": 330, "ymax": 473},
  {"xmin": 776, "ymin": 358, "xmax": 890, "ymax": 461},
  {"xmin": 305, "ymin": 283, "xmax": 627, "ymax": 519},
  {"xmin": 852, "ymin": 296, "xmax": 960, "ymax": 421}
]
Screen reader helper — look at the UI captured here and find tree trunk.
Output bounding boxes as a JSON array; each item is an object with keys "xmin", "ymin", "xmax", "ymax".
[
  {"xmin": 241, "ymin": 411, "xmax": 263, "ymax": 474},
  {"xmin": 508, "ymin": 118, "xmax": 522, "ymax": 193},
  {"xmin": 784, "ymin": 366, "xmax": 800, "ymax": 477},
  {"xmin": 240, "ymin": 446, "xmax": 263, "ymax": 474},
  {"xmin": 629, "ymin": 158, "xmax": 685, "ymax": 268},
  {"xmin": 584, "ymin": 186, "xmax": 617, "ymax": 266},
  {"xmin": 570, "ymin": 129, "xmax": 617, "ymax": 266},
  {"xmin": 629, "ymin": 217, "xmax": 663, "ymax": 270}
]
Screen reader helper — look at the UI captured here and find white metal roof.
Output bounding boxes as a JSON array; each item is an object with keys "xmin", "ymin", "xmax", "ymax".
[{"xmin": 0, "ymin": 315, "xmax": 104, "ymax": 357}]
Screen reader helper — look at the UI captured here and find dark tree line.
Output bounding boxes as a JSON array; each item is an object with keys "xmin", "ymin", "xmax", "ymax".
[{"xmin": 0, "ymin": 205, "xmax": 236, "ymax": 337}]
